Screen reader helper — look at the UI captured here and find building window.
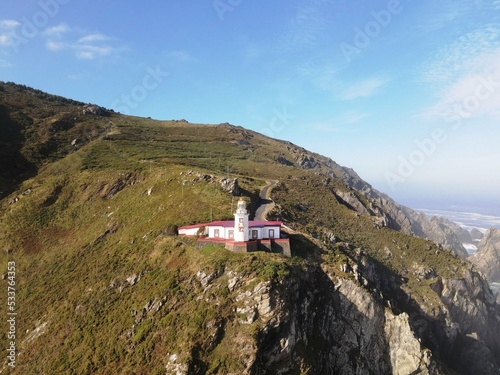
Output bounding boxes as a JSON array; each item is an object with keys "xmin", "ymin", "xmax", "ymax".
[
  {"xmin": 214, "ymin": 229, "xmax": 220, "ymax": 238},
  {"xmin": 269, "ymin": 229, "xmax": 275, "ymax": 238},
  {"xmin": 229, "ymin": 230, "xmax": 234, "ymax": 239},
  {"xmin": 252, "ymin": 230, "xmax": 258, "ymax": 239}
]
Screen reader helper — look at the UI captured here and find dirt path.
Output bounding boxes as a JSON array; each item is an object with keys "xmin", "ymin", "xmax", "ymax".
[{"xmin": 253, "ymin": 180, "xmax": 278, "ymax": 221}]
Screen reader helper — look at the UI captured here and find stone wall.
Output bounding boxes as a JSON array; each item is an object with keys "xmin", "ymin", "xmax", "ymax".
[
  {"xmin": 197, "ymin": 238, "xmax": 292, "ymax": 257},
  {"xmin": 225, "ymin": 241, "xmax": 258, "ymax": 253}
]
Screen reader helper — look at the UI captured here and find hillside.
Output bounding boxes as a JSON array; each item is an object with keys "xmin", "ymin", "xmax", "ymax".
[{"xmin": 1, "ymin": 82, "xmax": 499, "ymax": 374}]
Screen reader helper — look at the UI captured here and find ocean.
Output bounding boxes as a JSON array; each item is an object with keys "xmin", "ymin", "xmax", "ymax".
[
  {"xmin": 410, "ymin": 203, "xmax": 500, "ymax": 233},
  {"xmin": 407, "ymin": 201, "xmax": 500, "ymax": 295}
]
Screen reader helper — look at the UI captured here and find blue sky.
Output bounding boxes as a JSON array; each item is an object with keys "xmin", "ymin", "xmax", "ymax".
[{"xmin": 1, "ymin": 0, "xmax": 499, "ymax": 208}]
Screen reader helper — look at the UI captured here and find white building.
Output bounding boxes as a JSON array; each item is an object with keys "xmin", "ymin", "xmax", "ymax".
[{"xmin": 178, "ymin": 198, "xmax": 282, "ymax": 241}]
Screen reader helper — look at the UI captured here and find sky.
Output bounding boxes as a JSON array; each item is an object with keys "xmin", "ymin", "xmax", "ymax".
[{"xmin": 1, "ymin": 0, "xmax": 499, "ymax": 209}]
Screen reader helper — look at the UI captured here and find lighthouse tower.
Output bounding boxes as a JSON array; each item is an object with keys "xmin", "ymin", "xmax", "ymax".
[{"xmin": 234, "ymin": 198, "xmax": 249, "ymax": 242}]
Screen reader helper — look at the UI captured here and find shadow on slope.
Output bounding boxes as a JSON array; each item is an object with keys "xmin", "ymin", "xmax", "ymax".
[
  {"xmin": 0, "ymin": 103, "xmax": 37, "ymax": 199},
  {"xmin": 251, "ymin": 233, "xmax": 498, "ymax": 374}
]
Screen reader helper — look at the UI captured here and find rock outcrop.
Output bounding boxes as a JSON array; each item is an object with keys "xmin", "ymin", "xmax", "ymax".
[
  {"xmin": 219, "ymin": 177, "xmax": 240, "ymax": 196},
  {"xmin": 82, "ymin": 104, "xmax": 108, "ymax": 116},
  {"xmin": 246, "ymin": 261, "xmax": 500, "ymax": 374},
  {"xmin": 470, "ymin": 229, "xmax": 500, "ymax": 283}
]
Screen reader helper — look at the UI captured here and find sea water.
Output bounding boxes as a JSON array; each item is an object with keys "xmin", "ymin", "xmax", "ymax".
[
  {"xmin": 412, "ymin": 204, "xmax": 500, "ymax": 233},
  {"xmin": 406, "ymin": 201, "xmax": 500, "ymax": 294}
]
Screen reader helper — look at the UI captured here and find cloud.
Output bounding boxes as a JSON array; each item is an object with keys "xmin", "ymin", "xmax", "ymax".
[
  {"xmin": 46, "ymin": 40, "xmax": 65, "ymax": 51},
  {"xmin": 338, "ymin": 77, "xmax": 390, "ymax": 101},
  {"xmin": 416, "ymin": 4, "xmax": 468, "ymax": 33},
  {"xmin": 167, "ymin": 50, "xmax": 195, "ymax": 64},
  {"xmin": 78, "ymin": 33, "xmax": 110, "ymax": 43},
  {"xmin": 419, "ymin": 25, "xmax": 500, "ymax": 120},
  {"xmin": 0, "ymin": 19, "xmax": 21, "ymax": 50},
  {"xmin": 43, "ymin": 23, "xmax": 70, "ymax": 36},
  {"xmin": 0, "ymin": 20, "xmax": 20, "ymax": 29},
  {"xmin": 311, "ymin": 111, "xmax": 370, "ymax": 132},
  {"xmin": 296, "ymin": 61, "xmax": 389, "ymax": 102},
  {"xmin": 281, "ymin": 1, "xmax": 331, "ymax": 53},
  {"xmin": 419, "ymin": 26, "xmax": 500, "ymax": 88},
  {"xmin": 0, "ymin": 35, "xmax": 9, "ymax": 46},
  {"xmin": 42, "ymin": 25, "xmax": 123, "ymax": 60},
  {"xmin": 75, "ymin": 44, "xmax": 114, "ymax": 60}
]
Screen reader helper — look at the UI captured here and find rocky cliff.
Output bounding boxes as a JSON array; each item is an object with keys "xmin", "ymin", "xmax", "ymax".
[
  {"xmin": 471, "ymin": 229, "xmax": 500, "ymax": 284},
  {"xmin": 172, "ymin": 246, "xmax": 500, "ymax": 375}
]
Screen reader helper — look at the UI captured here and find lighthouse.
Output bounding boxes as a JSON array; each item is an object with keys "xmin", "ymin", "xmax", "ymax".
[{"xmin": 234, "ymin": 198, "xmax": 249, "ymax": 242}]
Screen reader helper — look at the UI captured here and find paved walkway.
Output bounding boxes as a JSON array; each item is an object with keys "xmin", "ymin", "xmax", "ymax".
[{"xmin": 253, "ymin": 180, "xmax": 278, "ymax": 221}]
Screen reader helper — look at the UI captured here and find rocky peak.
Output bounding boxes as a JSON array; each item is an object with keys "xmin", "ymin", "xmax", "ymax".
[{"xmin": 470, "ymin": 228, "xmax": 500, "ymax": 283}]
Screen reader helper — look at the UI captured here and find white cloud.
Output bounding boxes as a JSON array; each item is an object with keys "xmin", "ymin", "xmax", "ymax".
[
  {"xmin": 281, "ymin": 2, "xmax": 331, "ymax": 53},
  {"xmin": 417, "ymin": 4, "xmax": 468, "ymax": 33},
  {"xmin": 41, "ymin": 25, "xmax": 123, "ymax": 60},
  {"xmin": 43, "ymin": 23, "xmax": 70, "ymax": 36},
  {"xmin": 0, "ymin": 35, "xmax": 9, "ymax": 46},
  {"xmin": 338, "ymin": 77, "xmax": 390, "ymax": 101},
  {"xmin": 419, "ymin": 25, "xmax": 500, "ymax": 120},
  {"xmin": 0, "ymin": 20, "xmax": 20, "ymax": 29},
  {"xmin": 0, "ymin": 19, "xmax": 21, "ymax": 50},
  {"xmin": 47, "ymin": 40, "xmax": 66, "ymax": 51},
  {"xmin": 296, "ymin": 61, "xmax": 389, "ymax": 102},
  {"xmin": 75, "ymin": 44, "xmax": 113, "ymax": 60},
  {"xmin": 78, "ymin": 33, "xmax": 110, "ymax": 43},
  {"xmin": 419, "ymin": 26, "xmax": 500, "ymax": 88}
]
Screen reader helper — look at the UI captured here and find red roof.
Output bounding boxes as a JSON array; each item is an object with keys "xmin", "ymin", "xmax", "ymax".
[{"xmin": 178, "ymin": 220, "xmax": 282, "ymax": 230}]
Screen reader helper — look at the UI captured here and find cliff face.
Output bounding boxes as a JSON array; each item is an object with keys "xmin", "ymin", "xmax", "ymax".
[
  {"xmin": 248, "ymin": 261, "xmax": 500, "ymax": 375},
  {"xmin": 214, "ymin": 251, "xmax": 499, "ymax": 375},
  {"xmin": 471, "ymin": 229, "xmax": 500, "ymax": 283},
  {"xmin": 249, "ymin": 266, "xmax": 439, "ymax": 374}
]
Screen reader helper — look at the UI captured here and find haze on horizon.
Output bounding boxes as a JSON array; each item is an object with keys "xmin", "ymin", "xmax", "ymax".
[{"xmin": 1, "ymin": 0, "xmax": 499, "ymax": 207}]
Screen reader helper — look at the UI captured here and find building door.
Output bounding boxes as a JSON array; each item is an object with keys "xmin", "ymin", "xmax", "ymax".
[
  {"xmin": 269, "ymin": 229, "xmax": 275, "ymax": 238},
  {"xmin": 228, "ymin": 230, "xmax": 234, "ymax": 239},
  {"xmin": 252, "ymin": 230, "xmax": 258, "ymax": 239},
  {"xmin": 214, "ymin": 229, "xmax": 220, "ymax": 238}
]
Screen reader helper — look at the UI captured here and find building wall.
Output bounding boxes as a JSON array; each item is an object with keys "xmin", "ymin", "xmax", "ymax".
[
  {"xmin": 248, "ymin": 227, "xmax": 262, "ymax": 240},
  {"xmin": 261, "ymin": 226, "xmax": 280, "ymax": 239},
  {"xmin": 178, "ymin": 227, "xmax": 202, "ymax": 236},
  {"xmin": 225, "ymin": 227, "xmax": 234, "ymax": 239},
  {"xmin": 208, "ymin": 226, "xmax": 226, "ymax": 239},
  {"xmin": 180, "ymin": 224, "xmax": 282, "ymax": 240}
]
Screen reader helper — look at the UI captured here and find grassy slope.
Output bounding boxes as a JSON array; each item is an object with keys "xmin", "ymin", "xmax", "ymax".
[{"xmin": 0, "ymin": 83, "xmax": 469, "ymax": 373}]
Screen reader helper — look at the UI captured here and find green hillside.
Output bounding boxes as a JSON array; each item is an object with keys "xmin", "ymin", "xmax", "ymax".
[{"xmin": 0, "ymin": 82, "xmax": 497, "ymax": 374}]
